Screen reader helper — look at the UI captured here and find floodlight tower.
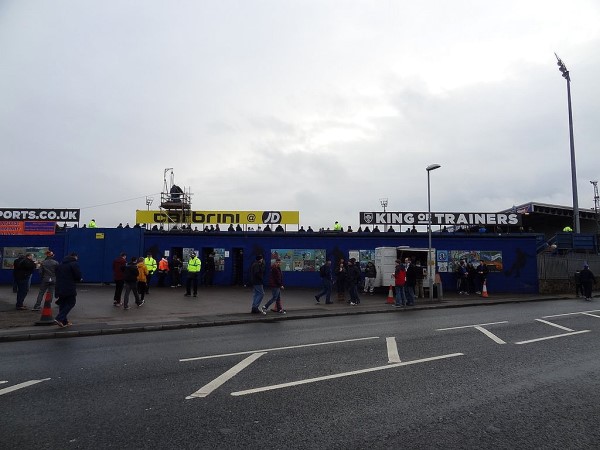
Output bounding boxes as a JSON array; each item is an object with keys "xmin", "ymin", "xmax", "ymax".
[
  {"xmin": 379, "ymin": 198, "xmax": 388, "ymax": 212},
  {"xmin": 592, "ymin": 181, "xmax": 600, "ymax": 234},
  {"xmin": 555, "ymin": 53, "xmax": 580, "ymax": 233}
]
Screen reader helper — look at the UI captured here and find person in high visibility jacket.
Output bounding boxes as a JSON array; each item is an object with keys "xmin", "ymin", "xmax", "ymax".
[
  {"xmin": 143, "ymin": 252, "xmax": 157, "ymax": 294},
  {"xmin": 563, "ymin": 225, "xmax": 573, "ymax": 232},
  {"xmin": 333, "ymin": 221, "xmax": 342, "ymax": 231},
  {"xmin": 185, "ymin": 252, "xmax": 202, "ymax": 298},
  {"xmin": 88, "ymin": 219, "xmax": 97, "ymax": 228},
  {"xmin": 157, "ymin": 256, "xmax": 170, "ymax": 287}
]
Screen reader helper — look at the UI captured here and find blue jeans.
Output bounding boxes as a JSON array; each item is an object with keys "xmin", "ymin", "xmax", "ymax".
[
  {"xmin": 395, "ymin": 286, "xmax": 406, "ymax": 306},
  {"xmin": 55, "ymin": 295, "xmax": 77, "ymax": 324},
  {"xmin": 316, "ymin": 279, "xmax": 332, "ymax": 303},
  {"xmin": 264, "ymin": 287, "xmax": 281, "ymax": 310},
  {"xmin": 251, "ymin": 285, "xmax": 264, "ymax": 310},
  {"xmin": 405, "ymin": 286, "xmax": 415, "ymax": 305}
]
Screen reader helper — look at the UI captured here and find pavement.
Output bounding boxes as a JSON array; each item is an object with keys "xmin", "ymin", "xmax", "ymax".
[{"xmin": 0, "ymin": 284, "xmax": 574, "ymax": 342}]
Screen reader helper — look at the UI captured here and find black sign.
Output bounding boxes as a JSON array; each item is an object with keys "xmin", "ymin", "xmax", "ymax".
[
  {"xmin": 0, "ymin": 208, "xmax": 80, "ymax": 222},
  {"xmin": 359, "ymin": 212, "xmax": 521, "ymax": 226}
]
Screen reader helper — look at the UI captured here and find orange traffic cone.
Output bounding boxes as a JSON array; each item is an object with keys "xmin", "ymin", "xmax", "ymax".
[
  {"xmin": 482, "ymin": 280, "xmax": 489, "ymax": 298},
  {"xmin": 386, "ymin": 285, "xmax": 395, "ymax": 304},
  {"xmin": 35, "ymin": 291, "xmax": 55, "ymax": 326}
]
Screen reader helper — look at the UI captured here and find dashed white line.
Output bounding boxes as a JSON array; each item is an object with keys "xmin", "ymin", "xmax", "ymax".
[
  {"xmin": 436, "ymin": 321, "xmax": 508, "ymax": 331},
  {"xmin": 515, "ymin": 330, "xmax": 591, "ymax": 345},
  {"xmin": 186, "ymin": 352, "xmax": 266, "ymax": 399},
  {"xmin": 0, "ymin": 378, "xmax": 51, "ymax": 396},
  {"xmin": 231, "ymin": 353, "xmax": 464, "ymax": 396},
  {"xmin": 535, "ymin": 319, "xmax": 574, "ymax": 332},
  {"xmin": 179, "ymin": 337, "xmax": 380, "ymax": 362},
  {"xmin": 386, "ymin": 337, "xmax": 401, "ymax": 363}
]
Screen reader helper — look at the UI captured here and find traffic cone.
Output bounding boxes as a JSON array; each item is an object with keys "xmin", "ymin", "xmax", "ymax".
[
  {"xmin": 482, "ymin": 280, "xmax": 489, "ymax": 298},
  {"xmin": 35, "ymin": 291, "xmax": 55, "ymax": 326},
  {"xmin": 386, "ymin": 285, "xmax": 395, "ymax": 304}
]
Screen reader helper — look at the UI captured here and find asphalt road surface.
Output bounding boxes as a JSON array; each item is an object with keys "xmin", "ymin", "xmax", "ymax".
[{"xmin": 3, "ymin": 299, "xmax": 600, "ymax": 449}]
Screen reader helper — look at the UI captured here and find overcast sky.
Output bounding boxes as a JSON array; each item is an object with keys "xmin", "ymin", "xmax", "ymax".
[{"xmin": 1, "ymin": 0, "xmax": 598, "ymax": 230}]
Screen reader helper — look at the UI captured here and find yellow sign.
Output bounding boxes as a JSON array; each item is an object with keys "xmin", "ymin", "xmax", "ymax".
[
  {"xmin": 135, "ymin": 210, "xmax": 300, "ymax": 225},
  {"xmin": 95, "ymin": 233, "xmax": 105, "ymax": 239}
]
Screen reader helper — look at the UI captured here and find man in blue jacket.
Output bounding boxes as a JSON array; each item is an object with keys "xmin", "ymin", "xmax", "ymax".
[{"xmin": 55, "ymin": 252, "xmax": 82, "ymax": 327}]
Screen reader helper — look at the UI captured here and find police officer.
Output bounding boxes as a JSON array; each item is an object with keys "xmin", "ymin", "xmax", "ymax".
[
  {"xmin": 144, "ymin": 252, "xmax": 157, "ymax": 294},
  {"xmin": 185, "ymin": 252, "xmax": 202, "ymax": 298}
]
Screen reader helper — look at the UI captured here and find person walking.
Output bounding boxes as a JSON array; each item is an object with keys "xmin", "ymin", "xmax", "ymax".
[
  {"xmin": 14, "ymin": 253, "xmax": 37, "ymax": 310},
  {"xmin": 136, "ymin": 257, "xmax": 149, "ymax": 305},
  {"xmin": 335, "ymin": 258, "xmax": 347, "ymax": 303},
  {"xmin": 157, "ymin": 256, "xmax": 169, "ymax": 287},
  {"xmin": 580, "ymin": 264, "xmax": 597, "ymax": 301},
  {"xmin": 54, "ymin": 252, "xmax": 82, "ymax": 327},
  {"xmin": 33, "ymin": 251, "xmax": 59, "ymax": 311},
  {"xmin": 250, "ymin": 255, "xmax": 266, "ymax": 314},
  {"xmin": 122, "ymin": 257, "xmax": 140, "ymax": 309},
  {"xmin": 143, "ymin": 252, "xmax": 157, "ymax": 294},
  {"xmin": 315, "ymin": 260, "xmax": 333, "ymax": 304},
  {"xmin": 394, "ymin": 260, "xmax": 407, "ymax": 307},
  {"xmin": 170, "ymin": 254, "xmax": 183, "ymax": 287},
  {"xmin": 112, "ymin": 252, "xmax": 126, "ymax": 306},
  {"xmin": 363, "ymin": 261, "xmax": 377, "ymax": 295},
  {"xmin": 347, "ymin": 258, "xmax": 361, "ymax": 305},
  {"xmin": 184, "ymin": 252, "xmax": 201, "ymax": 297},
  {"xmin": 262, "ymin": 258, "xmax": 285, "ymax": 314}
]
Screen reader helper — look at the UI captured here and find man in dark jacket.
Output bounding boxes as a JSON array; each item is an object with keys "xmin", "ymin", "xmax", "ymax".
[
  {"xmin": 580, "ymin": 264, "xmax": 597, "ymax": 301},
  {"xmin": 15, "ymin": 253, "xmax": 37, "ymax": 310},
  {"xmin": 54, "ymin": 253, "xmax": 82, "ymax": 327},
  {"xmin": 262, "ymin": 258, "xmax": 285, "ymax": 313},
  {"xmin": 250, "ymin": 255, "xmax": 266, "ymax": 314},
  {"xmin": 112, "ymin": 252, "xmax": 126, "ymax": 306},
  {"xmin": 122, "ymin": 257, "xmax": 141, "ymax": 309},
  {"xmin": 315, "ymin": 260, "xmax": 333, "ymax": 304},
  {"xmin": 404, "ymin": 257, "xmax": 417, "ymax": 306},
  {"xmin": 347, "ymin": 258, "xmax": 361, "ymax": 305}
]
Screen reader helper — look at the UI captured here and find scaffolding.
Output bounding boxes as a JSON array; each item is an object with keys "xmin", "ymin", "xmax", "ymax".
[{"xmin": 158, "ymin": 168, "xmax": 193, "ymax": 230}]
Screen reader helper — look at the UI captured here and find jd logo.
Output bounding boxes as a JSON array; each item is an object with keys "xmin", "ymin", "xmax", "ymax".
[
  {"xmin": 262, "ymin": 211, "xmax": 282, "ymax": 224},
  {"xmin": 363, "ymin": 213, "xmax": 373, "ymax": 224}
]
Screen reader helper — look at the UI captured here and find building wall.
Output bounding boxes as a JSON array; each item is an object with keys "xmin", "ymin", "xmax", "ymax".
[{"xmin": 0, "ymin": 229, "xmax": 539, "ymax": 293}]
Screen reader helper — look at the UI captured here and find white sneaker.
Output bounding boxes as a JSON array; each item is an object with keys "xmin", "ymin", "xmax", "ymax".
[{"xmin": 260, "ymin": 306, "xmax": 268, "ymax": 314}]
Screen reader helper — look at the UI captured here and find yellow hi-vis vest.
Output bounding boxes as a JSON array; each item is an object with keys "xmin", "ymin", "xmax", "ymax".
[
  {"xmin": 144, "ymin": 256, "xmax": 157, "ymax": 274},
  {"xmin": 188, "ymin": 257, "xmax": 201, "ymax": 273}
]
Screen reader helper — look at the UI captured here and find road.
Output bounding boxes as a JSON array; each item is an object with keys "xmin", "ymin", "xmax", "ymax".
[{"xmin": 2, "ymin": 299, "xmax": 600, "ymax": 449}]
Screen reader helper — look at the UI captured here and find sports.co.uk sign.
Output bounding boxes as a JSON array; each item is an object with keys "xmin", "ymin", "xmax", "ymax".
[
  {"xmin": 359, "ymin": 212, "xmax": 521, "ymax": 226},
  {"xmin": 0, "ymin": 208, "xmax": 80, "ymax": 222}
]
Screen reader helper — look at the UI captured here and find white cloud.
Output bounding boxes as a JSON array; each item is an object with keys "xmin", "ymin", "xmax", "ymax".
[{"xmin": 0, "ymin": 0, "xmax": 598, "ymax": 229}]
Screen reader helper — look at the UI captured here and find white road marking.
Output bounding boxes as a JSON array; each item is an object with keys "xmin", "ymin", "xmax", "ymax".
[
  {"xmin": 436, "ymin": 321, "xmax": 508, "ymax": 331},
  {"xmin": 185, "ymin": 352, "xmax": 266, "ymax": 399},
  {"xmin": 473, "ymin": 326, "xmax": 507, "ymax": 344},
  {"xmin": 581, "ymin": 312, "xmax": 600, "ymax": 319},
  {"xmin": 0, "ymin": 378, "xmax": 51, "ymax": 396},
  {"xmin": 437, "ymin": 322, "xmax": 507, "ymax": 344},
  {"xmin": 230, "ymin": 353, "xmax": 464, "ymax": 396},
  {"xmin": 386, "ymin": 337, "xmax": 401, "ymax": 363},
  {"xmin": 535, "ymin": 319, "xmax": 574, "ymax": 332},
  {"xmin": 515, "ymin": 330, "xmax": 591, "ymax": 345},
  {"xmin": 543, "ymin": 310, "xmax": 600, "ymax": 319},
  {"xmin": 0, "ymin": 381, "xmax": 8, "ymax": 384},
  {"xmin": 180, "ymin": 337, "xmax": 380, "ymax": 362}
]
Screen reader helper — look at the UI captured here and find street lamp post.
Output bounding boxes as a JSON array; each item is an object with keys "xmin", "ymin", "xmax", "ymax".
[
  {"xmin": 555, "ymin": 53, "xmax": 580, "ymax": 233},
  {"xmin": 426, "ymin": 164, "xmax": 441, "ymax": 303}
]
